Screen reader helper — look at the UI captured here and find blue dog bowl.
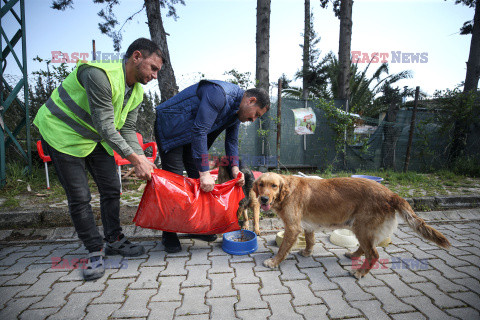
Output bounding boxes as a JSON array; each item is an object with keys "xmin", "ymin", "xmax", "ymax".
[
  {"xmin": 351, "ymin": 174, "xmax": 384, "ymax": 183},
  {"xmin": 222, "ymin": 230, "xmax": 258, "ymax": 255}
]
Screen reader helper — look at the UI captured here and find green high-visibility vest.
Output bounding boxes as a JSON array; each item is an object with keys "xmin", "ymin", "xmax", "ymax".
[{"xmin": 33, "ymin": 60, "xmax": 144, "ymax": 157}]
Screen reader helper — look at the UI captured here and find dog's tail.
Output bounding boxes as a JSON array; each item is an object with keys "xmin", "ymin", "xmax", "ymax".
[{"xmin": 394, "ymin": 195, "xmax": 450, "ymax": 249}]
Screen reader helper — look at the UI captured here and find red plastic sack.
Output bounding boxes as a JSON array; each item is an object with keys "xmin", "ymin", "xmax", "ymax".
[{"xmin": 133, "ymin": 169, "xmax": 243, "ymax": 234}]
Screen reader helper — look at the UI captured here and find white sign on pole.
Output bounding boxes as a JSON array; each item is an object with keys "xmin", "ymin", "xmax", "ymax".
[{"xmin": 291, "ymin": 107, "xmax": 316, "ymax": 135}]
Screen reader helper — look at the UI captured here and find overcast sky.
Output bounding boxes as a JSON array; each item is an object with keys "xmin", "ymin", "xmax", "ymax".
[{"xmin": 2, "ymin": 0, "xmax": 475, "ymax": 98}]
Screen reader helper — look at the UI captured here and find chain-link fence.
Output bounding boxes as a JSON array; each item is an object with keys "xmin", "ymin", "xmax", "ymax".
[
  {"xmin": 210, "ymin": 98, "xmax": 480, "ymax": 173},
  {"xmin": 3, "ymin": 68, "xmax": 478, "ymax": 174}
]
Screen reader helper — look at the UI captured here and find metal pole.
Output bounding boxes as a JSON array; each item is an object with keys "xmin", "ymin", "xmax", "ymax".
[
  {"xmin": 404, "ymin": 86, "xmax": 420, "ymax": 173},
  {"xmin": 44, "ymin": 162, "xmax": 50, "ymax": 189},
  {"xmin": 304, "ymin": 99, "xmax": 307, "ymax": 151},
  {"xmin": 276, "ymin": 78, "xmax": 282, "ymax": 171},
  {"xmin": 21, "ymin": 0, "xmax": 31, "ymax": 174},
  {"xmin": 92, "ymin": 39, "xmax": 96, "ymax": 61},
  {"xmin": 261, "ymin": 120, "xmax": 264, "ymax": 156},
  {"xmin": 343, "ymin": 99, "xmax": 349, "ymax": 169},
  {"xmin": 46, "ymin": 61, "xmax": 51, "ymax": 91},
  {"xmin": 0, "ymin": 2, "xmax": 4, "ymax": 187}
]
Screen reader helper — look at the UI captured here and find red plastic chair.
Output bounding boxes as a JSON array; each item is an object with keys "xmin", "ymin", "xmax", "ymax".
[
  {"xmin": 36, "ymin": 140, "xmax": 52, "ymax": 189},
  {"xmin": 113, "ymin": 133, "xmax": 158, "ymax": 192},
  {"xmin": 135, "ymin": 133, "xmax": 157, "ymax": 163}
]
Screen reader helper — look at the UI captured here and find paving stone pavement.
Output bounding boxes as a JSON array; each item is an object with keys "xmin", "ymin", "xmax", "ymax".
[{"xmin": 0, "ymin": 214, "xmax": 479, "ymax": 319}]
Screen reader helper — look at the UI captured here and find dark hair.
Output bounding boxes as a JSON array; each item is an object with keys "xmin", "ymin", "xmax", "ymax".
[
  {"xmin": 245, "ymin": 87, "xmax": 270, "ymax": 110},
  {"xmin": 125, "ymin": 38, "xmax": 166, "ymax": 63}
]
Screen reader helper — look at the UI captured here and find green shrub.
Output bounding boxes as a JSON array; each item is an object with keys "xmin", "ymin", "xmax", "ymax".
[{"xmin": 451, "ymin": 156, "xmax": 480, "ymax": 177}]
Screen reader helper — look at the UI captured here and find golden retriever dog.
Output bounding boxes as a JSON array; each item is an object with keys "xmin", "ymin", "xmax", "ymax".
[
  {"xmin": 253, "ymin": 172, "xmax": 450, "ymax": 279},
  {"xmin": 217, "ymin": 159, "xmax": 261, "ymax": 235}
]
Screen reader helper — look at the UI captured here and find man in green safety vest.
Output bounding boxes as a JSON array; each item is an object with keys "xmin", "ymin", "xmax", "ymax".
[{"xmin": 34, "ymin": 38, "xmax": 164, "ymax": 280}]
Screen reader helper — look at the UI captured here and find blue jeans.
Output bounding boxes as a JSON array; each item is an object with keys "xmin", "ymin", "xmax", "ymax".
[{"xmin": 43, "ymin": 140, "xmax": 122, "ymax": 252}]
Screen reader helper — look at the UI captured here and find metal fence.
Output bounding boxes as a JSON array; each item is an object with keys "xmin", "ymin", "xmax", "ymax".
[{"xmin": 209, "ymin": 98, "xmax": 480, "ymax": 172}]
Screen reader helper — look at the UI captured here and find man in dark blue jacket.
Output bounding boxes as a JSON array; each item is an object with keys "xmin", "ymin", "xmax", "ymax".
[{"xmin": 155, "ymin": 80, "xmax": 270, "ymax": 252}]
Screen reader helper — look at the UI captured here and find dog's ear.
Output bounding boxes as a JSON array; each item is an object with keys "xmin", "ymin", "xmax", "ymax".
[
  {"xmin": 277, "ymin": 176, "xmax": 289, "ymax": 202},
  {"xmin": 252, "ymin": 179, "xmax": 259, "ymax": 197}
]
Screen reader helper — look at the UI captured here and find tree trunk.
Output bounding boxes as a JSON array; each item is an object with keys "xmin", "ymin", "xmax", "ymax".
[
  {"xmin": 337, "ymin": 0, "xmax": 353, "ymax": 109},
  {"xmin": 256, "ymin": 0, "xmax": 271, "ymax": 93},
  {"xmin": 145, "ymin": 0, "xmax": 178, "ymax": 102},
  {"xmin": 382, "ymin": 102, "xmax": 400, "ymax": 170},
  {"xmin": 255, "ymin": 0, "xmax": 271, "ymax": 162},
  {"xmin": 464, "ymin": 0, "xmax": 480, "ymax": 93},
  {"xmin": 302, "ymin": 0, "xmax": 310, "ymax": 101},
  {"xmin": 450, "ymin": 0, "xmax": 479, "ymax": 162}
]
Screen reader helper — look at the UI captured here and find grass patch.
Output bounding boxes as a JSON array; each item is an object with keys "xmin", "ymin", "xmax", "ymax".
[
  {"xmin": 1, "ymin": 197, "xmax": 20, "ymax": 209},
  {"xmin": 0, "ymin": 162, "xmax": 65, "ymax": 203},
  {"xmin": 1, "ymin": 161, "xmax": 479, "ymax": 210},
  {"xmin": 284, "ymin": 169, "xmax": 478, "ymax": 198}
]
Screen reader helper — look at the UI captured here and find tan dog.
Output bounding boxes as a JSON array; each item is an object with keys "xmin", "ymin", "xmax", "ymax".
[
  {"xmin": 217, "ymin": 161, "xmax": 261, "ymax": 235},
  {"xmin": 253, "ymin": 172, "xmax": 450, "ymax": 278}
]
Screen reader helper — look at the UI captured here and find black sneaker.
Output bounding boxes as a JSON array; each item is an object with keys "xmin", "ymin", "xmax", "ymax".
[
  {"xmin": 162, "ymin": 231, "xmax": 182, "ymax": 253},
  {"xmin": 83, "ymin": 250, "xmax": 105, "ymax": 281},
  {"xmin": 187, "ymin": 234, "xmax": 218, "ymax": 242},
  {"xmin": 105, "ymin": 234, "xmax": 145, "ymax": 257}
]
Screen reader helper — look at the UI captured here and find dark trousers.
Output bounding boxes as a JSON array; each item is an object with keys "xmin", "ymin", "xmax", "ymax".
[
  {"xmin": 155, "ymin": 128, "xmax": 224, "ymax": 178},
  {"xmin": 155, "ymin": 130, "xmax": 222, "ymax": 237},
  {"xmin": 43, "ymin": 140, "xmax": 122, "ymax": 252}
]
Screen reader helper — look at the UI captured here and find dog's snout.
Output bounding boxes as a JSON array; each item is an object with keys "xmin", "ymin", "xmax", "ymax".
[{"xmin": 260, "ymin": 196, "xmax": 269, "ymax": 204}]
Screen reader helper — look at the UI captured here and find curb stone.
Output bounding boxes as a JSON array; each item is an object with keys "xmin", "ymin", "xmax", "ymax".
[
  {"xmin": 0, "ymin": 195, "xmax": 478, "ymax": 229},
  {"xmin": 412, "ymin": 195, "xmax": 480, "ymax": 211},
  {"xmin": 0, "ymin": 208, "xmax": 479, "ymax": 245}
]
